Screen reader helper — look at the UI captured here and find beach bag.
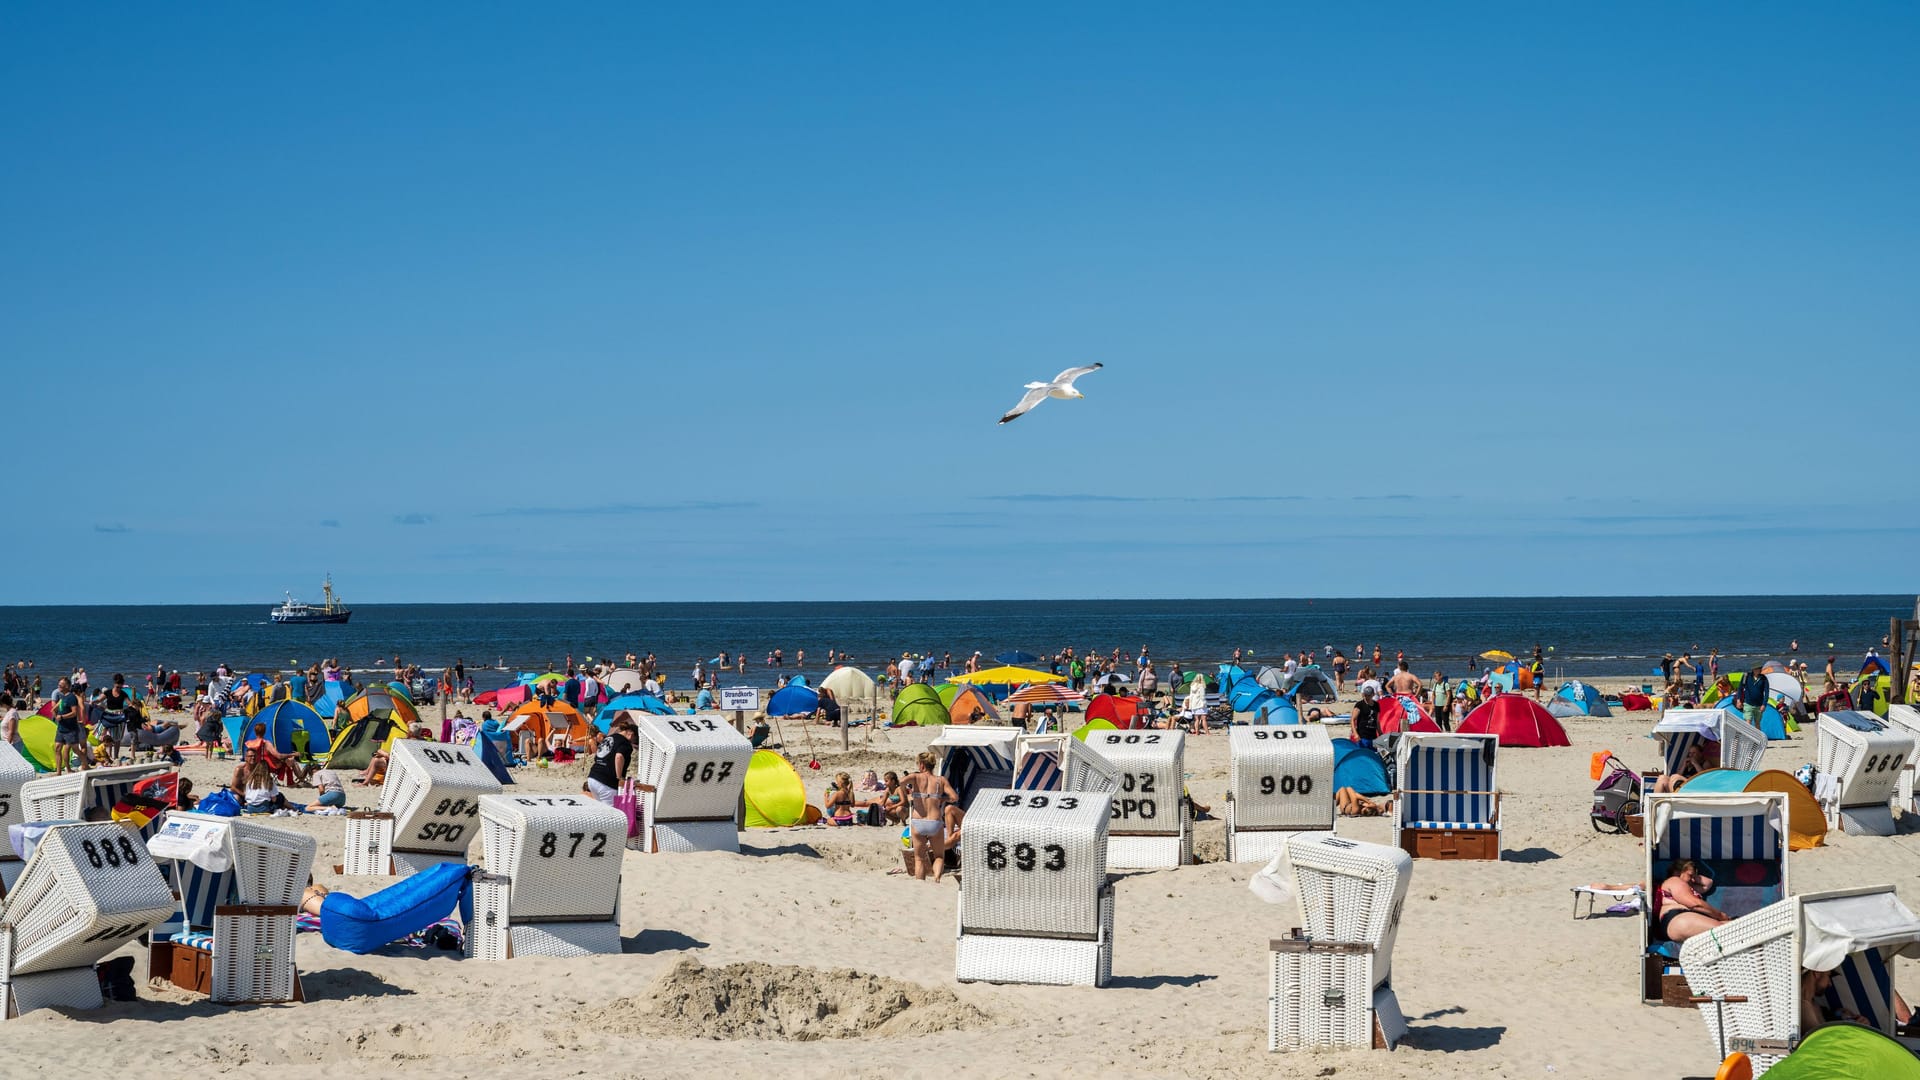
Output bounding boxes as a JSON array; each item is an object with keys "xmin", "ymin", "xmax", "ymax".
[
  {"xmin": 613, "ymin": 779, "xmax": 640, "ymax": 838},
  {"xmin": 96, "ymin": 956, "xmax": 137, "ymax": 1001},
  {"xmin": 197, "ymin": 787, "xmax": 242, "ymax": 818}
]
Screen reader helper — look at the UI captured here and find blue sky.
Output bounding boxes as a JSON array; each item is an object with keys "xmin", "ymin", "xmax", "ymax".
[{"xmin": 4, "ymin": 4, "xmax": 1916, "ymax": 603}]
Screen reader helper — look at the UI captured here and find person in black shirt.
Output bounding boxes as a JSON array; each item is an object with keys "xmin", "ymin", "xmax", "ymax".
[
  {"xmin": 1350, "ymin": 687, "xmax": 1381, "ymax": 747},
  {"xmin": 587, "ymin": 716, "xmax": 635, "ymax": 804}
]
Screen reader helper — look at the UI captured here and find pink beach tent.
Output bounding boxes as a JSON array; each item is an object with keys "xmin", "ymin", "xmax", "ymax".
[
  {"xmin": 1377, "ymin": 694, "xmax": 1442, "ymax": 735},
  {"xmin": 1457, "ymin": 693, "xmax": 1571, "ymax": 747}
]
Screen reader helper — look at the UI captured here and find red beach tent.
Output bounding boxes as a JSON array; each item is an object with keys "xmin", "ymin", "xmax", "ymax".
[{"xmin": 1457, "ymin": 694, "xmax": 1571, "ymax": 747}]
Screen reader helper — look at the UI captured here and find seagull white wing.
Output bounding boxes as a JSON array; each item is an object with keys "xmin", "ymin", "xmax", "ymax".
[
  {"xmin": 1051, "ymin": 362, "xmax": 1103, "ymax": 388},
  {"xmin": 998, "ymin": 385, "xmax": 1051, "ymax": 424}
]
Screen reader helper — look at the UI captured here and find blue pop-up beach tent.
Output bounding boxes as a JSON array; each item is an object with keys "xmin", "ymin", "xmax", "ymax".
[
  {"xmin": 226, "ymin": 699, "xmax": 332, "ymax": 755},
  {"xmin": 594, "ymin": 694, "xmax": 677, "ymax": 731},
  {"xmin": 1552, "ymin": 680, "xmax": 1613, "ymax": 717},
  {"xmin": 1332, "ymin": 740, "xmax": 1390, "ymax": 796}
]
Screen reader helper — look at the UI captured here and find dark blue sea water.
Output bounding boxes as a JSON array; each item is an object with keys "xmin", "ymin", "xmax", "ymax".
[{"xmin": 0, "ymin": 596, "xmax": 1907, "ymax": 691}]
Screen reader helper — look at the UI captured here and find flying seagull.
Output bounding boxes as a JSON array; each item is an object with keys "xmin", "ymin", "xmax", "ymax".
[{"xmin": 998, "ymin": 363, "xmax": 1103, "ymax": 425}]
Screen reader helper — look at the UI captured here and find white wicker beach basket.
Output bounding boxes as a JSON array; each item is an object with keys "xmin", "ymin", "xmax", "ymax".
[{"xmin": 378, "ymin": 740, "xmax": 501, "ymax": 859}]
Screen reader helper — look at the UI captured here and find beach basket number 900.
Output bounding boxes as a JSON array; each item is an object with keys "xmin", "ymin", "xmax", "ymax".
[{"xmin": 1257, "ymin": 774, "xmax": 1313, "ymax": 796}]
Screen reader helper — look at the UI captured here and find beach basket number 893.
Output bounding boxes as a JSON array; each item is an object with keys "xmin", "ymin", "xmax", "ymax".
[{"xmin": 984, "ymin": 840, "xmax": 1067, "ymax": 872}]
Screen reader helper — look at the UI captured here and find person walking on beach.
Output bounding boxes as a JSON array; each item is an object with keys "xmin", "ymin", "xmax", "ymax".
[
  {"xmin": 1387, "ymin": 663, "xmax": 1421, "ymax": 700},
  {"xmin": 52, "ymin": 676, "xmax": 84, "ymax": 774},
  {"xmin": 586, "ymin": 716, "xmax": 634, "ymax": 806},
  {"xmin": 1350, "ymin": 688, "xmax": 1380, "ymax": 748},
  {"xmin": 1741, "ymin": 665, "xmax": 1769, "ymax": 727},
  {"xmin": 904, "ymin": 751, "xmax": 959, "ymax": 882}
]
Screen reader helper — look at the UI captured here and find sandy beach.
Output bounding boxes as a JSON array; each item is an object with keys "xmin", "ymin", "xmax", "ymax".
[{"xmin": 5, "ymin": 677, "xmax": 1912, "ymax": 1080}]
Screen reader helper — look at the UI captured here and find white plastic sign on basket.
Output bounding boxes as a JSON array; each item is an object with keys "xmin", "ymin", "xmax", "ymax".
[
  {"xmin": 1087, "ymin": 729, "xmax": 1183, "ymax": 834},
  {"xmin": 1230, "ymin": 725, "xmax": 1336, "ymax": 832},
  {"xmin": 380, "ymin": 741, "xmax": 503, "ymax": 857}
]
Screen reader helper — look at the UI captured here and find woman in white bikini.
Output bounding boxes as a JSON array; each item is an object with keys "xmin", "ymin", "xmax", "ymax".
[{"xmin": 904, "ymin": 751, "xmax": 959, "ymax": 882}]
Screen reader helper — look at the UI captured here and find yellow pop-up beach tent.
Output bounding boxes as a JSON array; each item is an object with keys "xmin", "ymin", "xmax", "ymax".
[{"xmin": 743, "ymin": 750, "xmax": 818, "ymax": 827}]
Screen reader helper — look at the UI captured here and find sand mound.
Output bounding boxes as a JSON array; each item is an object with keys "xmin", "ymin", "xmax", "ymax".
[{"xmin": 586, "ymin": 959, "xmax": 988, "ymax": 1041}]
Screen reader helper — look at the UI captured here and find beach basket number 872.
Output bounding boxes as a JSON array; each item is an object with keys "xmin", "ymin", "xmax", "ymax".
[{"xmin": 536, "ymin": 831, "xmax": 611, "ymax": 859}]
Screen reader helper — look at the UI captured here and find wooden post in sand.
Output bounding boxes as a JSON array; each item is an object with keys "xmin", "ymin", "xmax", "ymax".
[{"xmin": 1892, "ymin": 596, "xmax": 1920, "ymax": 705}]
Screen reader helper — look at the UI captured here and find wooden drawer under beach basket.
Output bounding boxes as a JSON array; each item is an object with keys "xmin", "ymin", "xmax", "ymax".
[{"xmin": 1398, "ymin": 827, "xmax": 1499, "ymax": 861}]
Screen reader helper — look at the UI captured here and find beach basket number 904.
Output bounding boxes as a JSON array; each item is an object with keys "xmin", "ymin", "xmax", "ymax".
[{"xmin": 380, "ymin": 740, "xmax": 504, "ymax": 858}]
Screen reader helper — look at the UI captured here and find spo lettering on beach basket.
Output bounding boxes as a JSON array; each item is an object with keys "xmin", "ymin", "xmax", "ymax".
[
  {"xmin": 0, "ymin": 822, "xmax": 175, "ymax": 1019},
  {"xmin": 1816, "ymin": 711, "xmax": 1914, "ymax": 836},
  {"xmin": 0, "ymin": 743, "xmax": 36, "ymax": 895},
  {"xmin": 346, "ymin": 741, "xmax": 501, "ymax": 877},
  {"xmin": 1392, "ymin": 732, "xmax": 1501, "ymax": 861},
  {"xmin": 956, "ymin": 789, "xmax": 1114, "ymax": 987},
  {"xmin": 147, "ymin": 811, "xmax": 317, "ymax": 1004},
  {"xmin": 471, "ymin": 794, "xmax": 627, "ymax": 960},
  {"xmin": 1264, "ymin": 833, "xmax": 1412, "ymax": 1051},
  {"xmin": 1226, "ymin": 725, "xmax": 1335, "ymax": 863},
  {"xmin": 627, "ymin": 713, "xmax": 752, "ymax": 854},
  {"xmin": 1087, "ymin": 729, "xmax": 1189, "ymax": 869}
]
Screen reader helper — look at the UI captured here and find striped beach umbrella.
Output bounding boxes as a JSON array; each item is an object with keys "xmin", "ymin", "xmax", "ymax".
[{"xmin": 1005, "ymin": 683, "xmax": 1084, "ymax": 706}]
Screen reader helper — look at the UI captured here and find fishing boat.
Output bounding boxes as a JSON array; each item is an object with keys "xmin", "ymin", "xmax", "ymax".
[{"xmin": 271, "ymin": 575, "xmax": 352, "ymax": 624}]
